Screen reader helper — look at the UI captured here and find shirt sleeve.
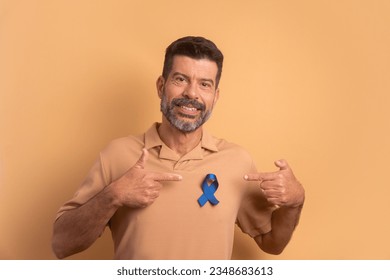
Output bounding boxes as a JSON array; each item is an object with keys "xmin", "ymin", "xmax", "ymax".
[
  {"xmin": 236, "ymin": 161, "xmax": 277, "ymax": 238},
  {"xmin": 55, "ymin": 153, "xmax": 108, "ymax": 221}
]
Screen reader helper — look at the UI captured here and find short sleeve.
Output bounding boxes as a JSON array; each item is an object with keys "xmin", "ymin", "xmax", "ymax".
[
  {"xmin": 55, "ymin": 153, "xmax": 108, "ymax": 221},
  {"xmin": 236, "ymin": 161, "xmax": 276, "ymax": 238}
]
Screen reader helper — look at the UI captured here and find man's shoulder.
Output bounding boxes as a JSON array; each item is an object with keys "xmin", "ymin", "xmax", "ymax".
[
  {"xmin": 212, "ymin": 135, "xmax": 254, "ymax": 161},
  {"xmin": 100, "ymin": 133, "xmax": 144, "ymax": 157}
]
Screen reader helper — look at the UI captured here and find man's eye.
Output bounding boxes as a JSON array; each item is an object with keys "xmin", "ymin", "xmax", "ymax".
[{"xmin": 175, "ymin": 77, "xmax": 186, "ymax": 82}]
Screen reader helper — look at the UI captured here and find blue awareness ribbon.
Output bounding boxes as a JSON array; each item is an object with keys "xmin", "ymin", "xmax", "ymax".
[{"xmin": 198, "ymin": 174, "xmax": 219, "ymax": 207}]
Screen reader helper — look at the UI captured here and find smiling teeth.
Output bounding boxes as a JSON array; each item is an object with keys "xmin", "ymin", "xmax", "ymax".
[{"xmin": 181, "ymin": 106, "xmax": 197, "ymax": 111}]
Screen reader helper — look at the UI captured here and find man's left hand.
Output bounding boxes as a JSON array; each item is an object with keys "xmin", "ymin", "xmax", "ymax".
[{"xmin": 244, "ymin": 160, "xmax": 305, "ymax": 208}]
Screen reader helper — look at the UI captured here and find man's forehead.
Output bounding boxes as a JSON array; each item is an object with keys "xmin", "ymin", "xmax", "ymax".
[{"xmin": 170, "ymin": 55, "xmax": 218, "ymax": 76}]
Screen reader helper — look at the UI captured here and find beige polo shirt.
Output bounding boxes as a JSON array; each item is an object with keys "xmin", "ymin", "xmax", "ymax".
[{"xmin": 56, "ymin": 123, "xmax": 275, "ymax": 259}]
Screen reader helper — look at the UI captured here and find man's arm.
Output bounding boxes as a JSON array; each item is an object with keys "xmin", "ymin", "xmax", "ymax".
[
  {"xmin": 52, "ymin": 149, "xmax": 182, "ymax": 259},
  {"xmin": 244, "ymin": 159, "xmax": 305, "ymax": 255},
  {"xmin": 52, "ymin": 185, "xmax": 119, "ymax": 259},
  {"xmin": 254, "ymin": 204, "xmax": 303, "ymax": 254}
]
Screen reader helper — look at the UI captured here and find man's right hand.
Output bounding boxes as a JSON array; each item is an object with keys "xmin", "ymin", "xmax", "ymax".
[{"xmin": 109, "ymin": 148, "xmax": 182, "ymax": 208}]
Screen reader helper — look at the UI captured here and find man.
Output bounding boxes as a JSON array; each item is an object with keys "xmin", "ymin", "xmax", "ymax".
[{"xmin": 52, "ymin": 36, "xmax": 305, "ymax": 259}]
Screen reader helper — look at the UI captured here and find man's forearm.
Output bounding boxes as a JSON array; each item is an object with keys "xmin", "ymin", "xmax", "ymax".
[
  {"xmin": 51, "ymin": 185, "xmax": 119, "ymax": 259},
  {"xmin": 255, "ymin": 204, "xmax": 303, "ymax": 255}
]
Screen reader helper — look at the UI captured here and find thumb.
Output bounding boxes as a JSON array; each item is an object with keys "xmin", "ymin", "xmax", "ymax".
[
  {"xmin": 134, "ymin": 148, "xmax": 149, "ymax": 169},
  {"xmin": 274, "ymin": 159, "xmax": 289, "ymax": 171}
]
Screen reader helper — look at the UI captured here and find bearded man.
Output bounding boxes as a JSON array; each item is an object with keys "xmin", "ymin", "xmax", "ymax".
[{"xmin": 52, "ymin": 36, "xmax": 305, "ymax": 260}]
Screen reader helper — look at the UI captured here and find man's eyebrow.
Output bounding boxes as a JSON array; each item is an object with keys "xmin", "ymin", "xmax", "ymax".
[
  {"xmin": 172, "ymin": 72, "xmax": 188, "ymax": 78},
  {"xmin": 200, "ymin": 78, "xmax": 215, "ymax": 86},
  {"xmin": 172, "ymin": 72, "xmax": 215, "ymax": 86}
]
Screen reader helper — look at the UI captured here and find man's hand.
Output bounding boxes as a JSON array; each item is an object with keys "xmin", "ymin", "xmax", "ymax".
[
  {"xmin": 110, "ymin": 148, "xmax": 182, "ymax": 208},
  {"xmin": 244, "ymin": 160, "xmax": 305, "ymax": 208}
]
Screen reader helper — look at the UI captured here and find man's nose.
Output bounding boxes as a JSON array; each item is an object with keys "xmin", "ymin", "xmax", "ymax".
[{"xmin": 183, "ymin": 82, "xmax": 199, "ymax": 99}]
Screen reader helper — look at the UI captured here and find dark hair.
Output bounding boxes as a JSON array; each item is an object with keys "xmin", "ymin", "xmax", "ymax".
[{"xmin": 162, "ymin": 36, "xmax": 224, "ymax": 88}]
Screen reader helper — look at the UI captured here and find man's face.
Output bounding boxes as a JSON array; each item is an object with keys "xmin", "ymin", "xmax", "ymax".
[{"xmin": 158, "ymin": 55, "xmax": 220, "ymax": 133}]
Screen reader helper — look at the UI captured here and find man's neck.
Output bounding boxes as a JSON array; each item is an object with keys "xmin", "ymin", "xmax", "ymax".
[{"xmin": 157, "ymin": 121, "xmax": 203, "ymax": 158}]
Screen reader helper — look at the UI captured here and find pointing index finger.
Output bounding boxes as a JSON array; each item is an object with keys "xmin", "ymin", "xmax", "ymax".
[
  {"xmin": 244, "ymin": 173, "xmax": 263, "ymax": 181},
  {"xmin": 151, "ymin": 172, "xmax": 183, "ymax": 182},
  {"xmin": 244, "ymin": 172, "xmax": 277, "ymax": 181}
]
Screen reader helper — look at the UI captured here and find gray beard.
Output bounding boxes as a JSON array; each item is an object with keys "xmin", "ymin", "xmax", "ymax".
[{"xmin": 160, "ymin": 94, "xmax": 212, "ymax": 133}]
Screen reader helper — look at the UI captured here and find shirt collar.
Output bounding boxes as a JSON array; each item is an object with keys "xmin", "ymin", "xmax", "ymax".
[{"xmin": 144, "ymin": 123, "xmax": 218, "ymax": 161}]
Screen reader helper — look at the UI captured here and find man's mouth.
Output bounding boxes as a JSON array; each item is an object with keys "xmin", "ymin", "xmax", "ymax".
[
  {"xmin": 172, "ymin": 98, "xmax": 205, "ymax": 116},
  {"xmin": 177, "ymin": 105, "xmax": 200, "ymax": 118},
  {"xmin": 180, "ymin": 105, "xmax": 198, "ymax": 112},
  {"xmin": 161, "ymin": 95, "xmax": 212, "ymax": 130}
]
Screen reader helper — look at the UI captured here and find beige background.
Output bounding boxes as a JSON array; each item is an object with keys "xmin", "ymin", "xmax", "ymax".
[{"xmin": 1, "ymin": 0, "xmax": 389, "ymax": 259}]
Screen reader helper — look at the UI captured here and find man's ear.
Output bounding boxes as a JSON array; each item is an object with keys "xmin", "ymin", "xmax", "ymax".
[
  {"xmin": 213, "ymin": 88, "xmax": 220, "ymax": 105},
  {"xmin": 156, "ymin": 76, "xmax": 165, "ymax": 99}
]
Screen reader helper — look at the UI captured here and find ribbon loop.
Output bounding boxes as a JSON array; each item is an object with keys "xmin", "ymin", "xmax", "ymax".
[{"xmin": 198, "ymin": 174, "xmax": 219, "ymax": 207}]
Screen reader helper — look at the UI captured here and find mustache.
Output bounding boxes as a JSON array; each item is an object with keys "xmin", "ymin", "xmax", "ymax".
[{"xmin": 171, "ymin": 98, "xmax": 205, "ymax": 111}]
